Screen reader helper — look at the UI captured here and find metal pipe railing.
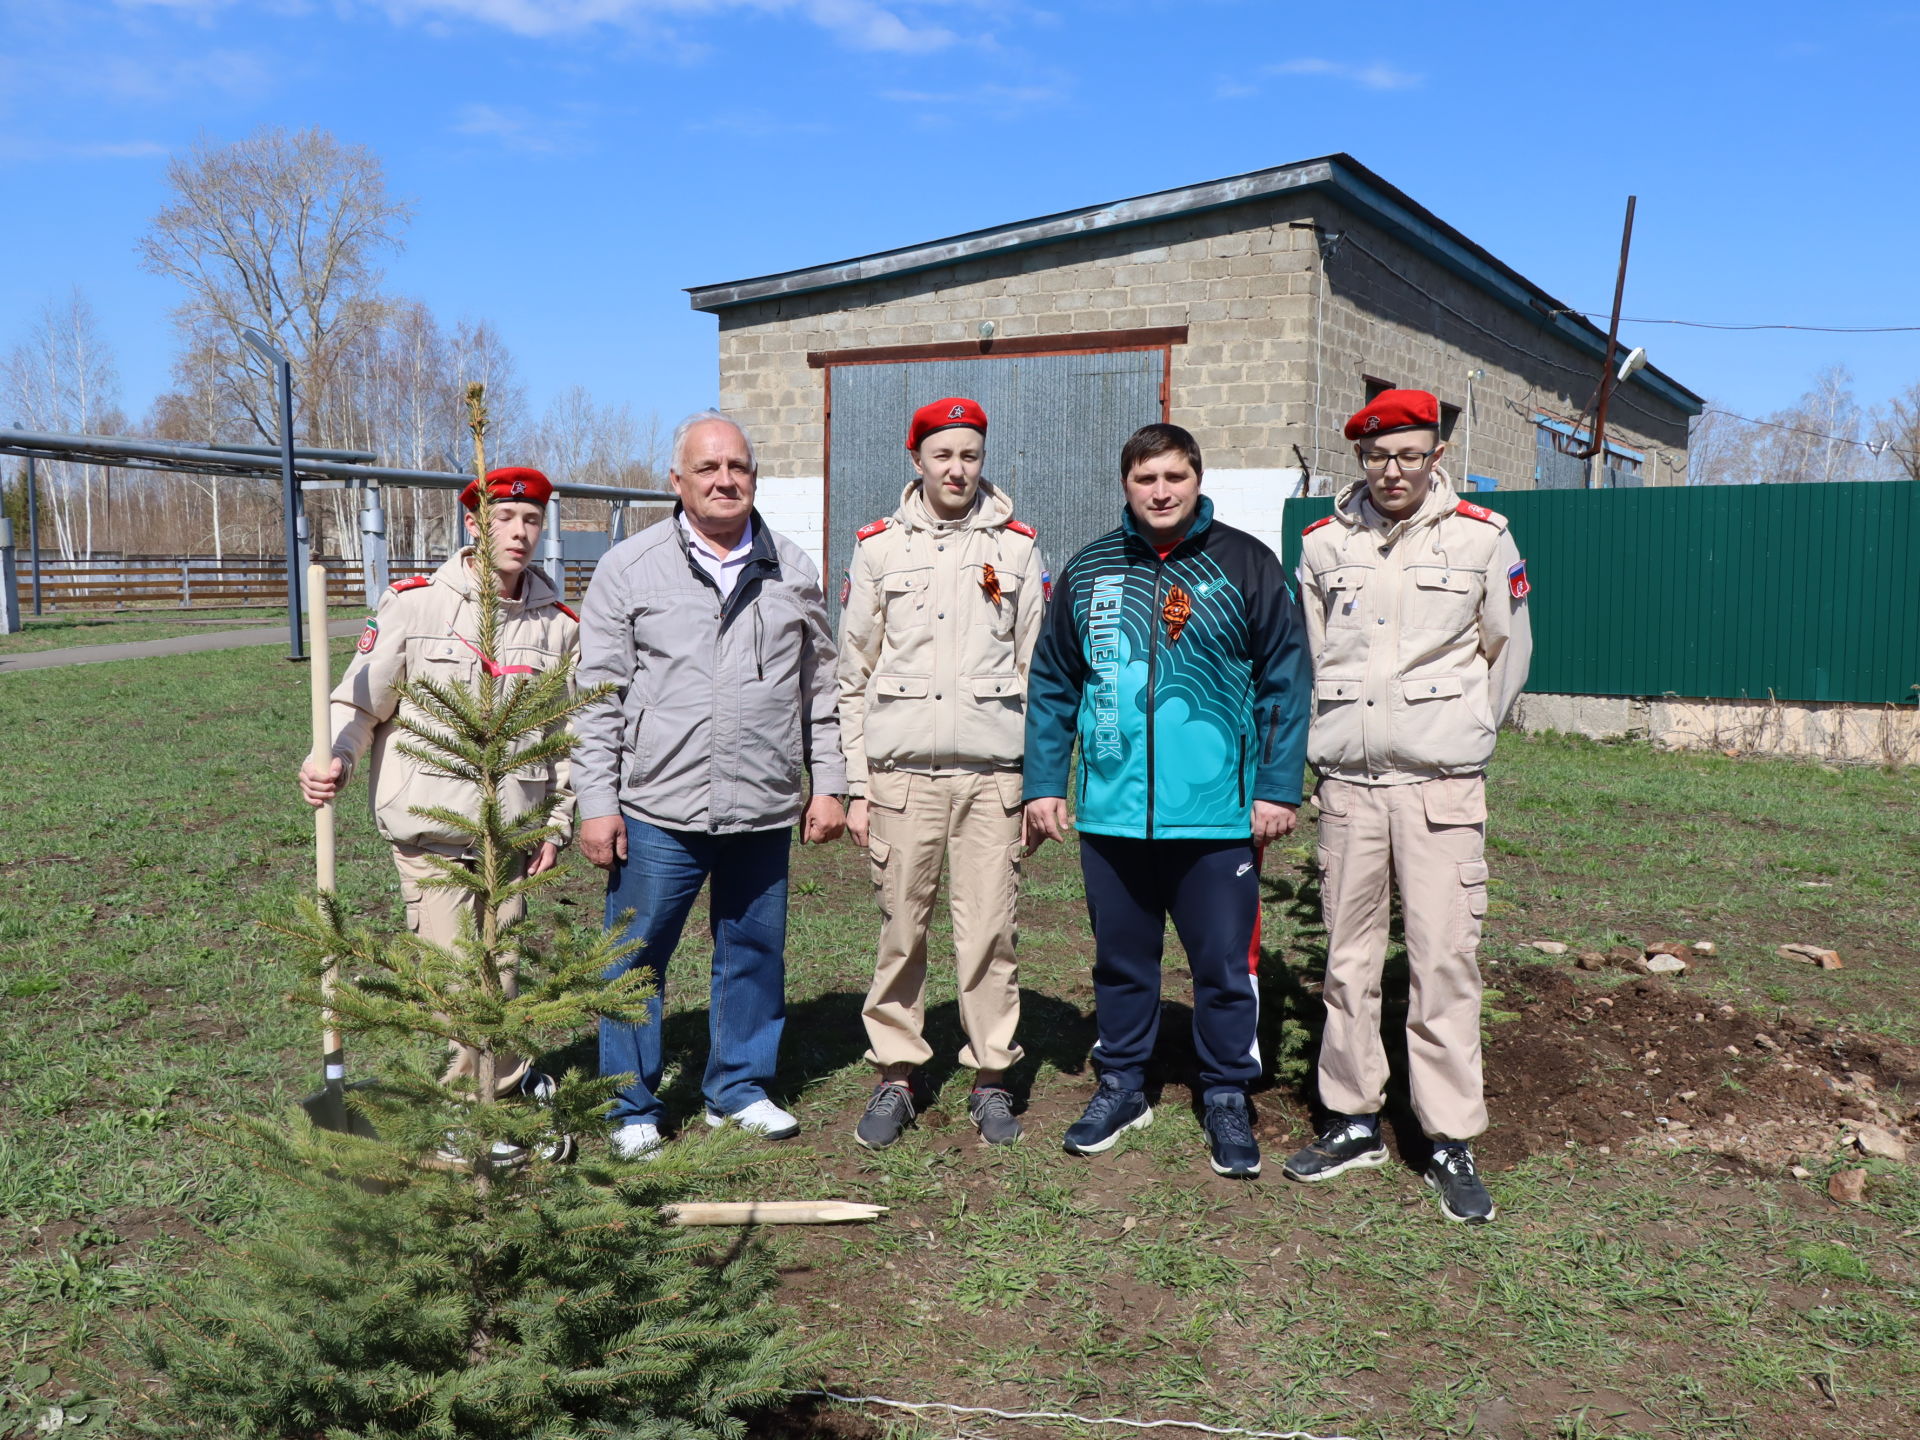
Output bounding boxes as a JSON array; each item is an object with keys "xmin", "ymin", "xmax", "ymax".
[{"xmin": 0, "ymin": 429, "xmax": 674, "ymax": 503}]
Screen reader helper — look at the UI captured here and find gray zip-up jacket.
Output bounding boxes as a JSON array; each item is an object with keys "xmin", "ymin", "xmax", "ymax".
[{"xmin": 572, "ymin": 508, "xmax": 845, "ymax": 833}]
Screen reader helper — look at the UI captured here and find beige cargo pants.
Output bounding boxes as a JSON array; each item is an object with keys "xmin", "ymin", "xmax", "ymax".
[
  {"xmin": 862, "ymin": 770, "xmax": 1026, "ymax": 1074},
  {"xmin": 391, "ymin": 844, "xmax": 532, "ymax": 1097},
  {"xmin": 1312, "ymin": 775, "xmax": 1489, "ymax": 1140}
]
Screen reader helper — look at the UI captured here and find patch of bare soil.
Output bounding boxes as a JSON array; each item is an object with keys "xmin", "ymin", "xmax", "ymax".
[{"xmin": 1482, "ymin": 964, "xmax": 1920, "ymax": 1171}]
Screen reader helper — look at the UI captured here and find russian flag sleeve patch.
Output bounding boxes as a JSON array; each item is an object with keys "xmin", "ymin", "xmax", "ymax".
[{"xmin": 1508, "ymin": 560, "xmax": 1530, "ymax": 599}]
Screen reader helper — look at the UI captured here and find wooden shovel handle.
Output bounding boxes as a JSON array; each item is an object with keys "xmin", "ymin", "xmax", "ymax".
[{"xmin": 306, "ymin": 564, "xmax": 340, "ymax": 1063}]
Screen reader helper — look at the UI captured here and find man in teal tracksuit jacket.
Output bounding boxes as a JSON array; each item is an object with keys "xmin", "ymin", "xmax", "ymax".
[{"xmin": 1024, "ymin": 422, "xmax": 1310, "ymax": 1179}]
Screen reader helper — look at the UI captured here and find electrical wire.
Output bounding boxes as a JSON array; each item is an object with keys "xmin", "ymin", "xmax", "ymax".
[
  {"xmin": 1552, "ymin": 310, "xmax": 1920, "ymax": 333},
  {"xmin": 1327, "ymin": 233, "xmax": 1680, "ymax": 431},
  {"xmin": 794, "ymin": 1390, "xmax": 1362, "ymax": 1440},
  {"xmin": 1700, "ymin": 406, "xmax": 1917, "ymax": 461}
]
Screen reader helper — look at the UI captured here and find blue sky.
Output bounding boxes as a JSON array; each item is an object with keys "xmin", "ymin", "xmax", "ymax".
[{"xmin": 4, "ymin": 0, "xmax": 1917, "ymax": 435}]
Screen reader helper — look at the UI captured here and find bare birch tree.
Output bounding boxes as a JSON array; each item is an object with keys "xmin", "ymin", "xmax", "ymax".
[
  {"xmin": 1875, "ymin": 380, "xmax": 1920, "ymax": 483},
  {"xmin": 149, "ymin": 333, "xmax": 260, "ymax": 560},
  {"xmin": 139, "ymin": 126, "xmax": 411, "ymax": 448},
  {"xmin": 2, "ymin": 289, "xmax": 127, "ymax": 559}
]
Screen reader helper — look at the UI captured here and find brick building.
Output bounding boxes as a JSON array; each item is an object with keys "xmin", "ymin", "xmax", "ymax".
[{"xmin": 687, "ymin": 153, "xmax": 1702, "ymax": 597}]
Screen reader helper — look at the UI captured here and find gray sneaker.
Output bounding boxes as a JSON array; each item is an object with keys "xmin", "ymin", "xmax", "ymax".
[
  {"xmin": 854, "ymin": 1082, "xmax": 915, "ymax": 1149},
  {"xmin": 968, "ymin": 1087, "xmax": 1022, "ymax": 1145}
]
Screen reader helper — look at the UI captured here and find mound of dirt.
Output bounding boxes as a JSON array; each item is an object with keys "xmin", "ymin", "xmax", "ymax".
[{"xmin": 1481, "ymin": 965, "xmax": 1920, "ymax": 1170}]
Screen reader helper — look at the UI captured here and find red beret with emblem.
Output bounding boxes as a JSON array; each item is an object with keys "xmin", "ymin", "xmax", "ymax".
[
  {"xmin": 1344, "ymin": 389, "xmax": 1441, "ymax": 442},
  {"xmin": 907, "ymin": 396, "xmax": 988, "ymax": 452},
  {"xmin": 461, "ymin": 466, "xmax": 553, "ymax": 511}
]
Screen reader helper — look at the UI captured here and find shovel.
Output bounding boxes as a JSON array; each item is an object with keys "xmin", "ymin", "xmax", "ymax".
[{"xmin": 298, "ymin": 563, "xmax": 378, "ymax": 1138}]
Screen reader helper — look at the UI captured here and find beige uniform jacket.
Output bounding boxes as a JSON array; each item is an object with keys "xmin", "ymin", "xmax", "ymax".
[
  {"xmin": 837, "ymin": 481, "xmax": 1048, "ymax": 798},
  {"xmin": 1299, "ymin": 472, "xmax": 1531, "ymax": 784},
  {"xmin": 329, "ymin": 549, "xmax": 579, "ymax": 854}
]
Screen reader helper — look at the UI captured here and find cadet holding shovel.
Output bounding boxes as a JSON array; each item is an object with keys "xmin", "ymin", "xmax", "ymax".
[{"xmin": 297, "ymin": 467, "xmax": 578, "ymax": 1100}]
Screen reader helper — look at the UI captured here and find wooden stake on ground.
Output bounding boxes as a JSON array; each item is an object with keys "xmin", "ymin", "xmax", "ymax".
[{"xmin": 661, "ymin": 1201, "xmax": 888, "ymax": 1227}]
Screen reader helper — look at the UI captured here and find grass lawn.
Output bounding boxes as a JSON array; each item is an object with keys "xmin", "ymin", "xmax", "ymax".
[
  {"xmin": 1, "ymin": 643, "xmax": 1917, "ymax": 1438},
  {"xmin": 0, "ymin": 606, "xmax": 362, "ymax": 656}
]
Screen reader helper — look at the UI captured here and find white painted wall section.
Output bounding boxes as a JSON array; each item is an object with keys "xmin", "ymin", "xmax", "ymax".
[
  {"xmin": 1202, "ymin": 468, "xmax": 1306, "ymax": 558},
  {"xmin": 756, "ymin": 475, "xmax": 825, "ymax": 577}
]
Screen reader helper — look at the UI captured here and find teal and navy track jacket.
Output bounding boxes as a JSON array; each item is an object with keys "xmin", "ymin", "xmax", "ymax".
[{"xmin": 1024, "ymin": 497, "xmax": 1311, "ymax": 841}]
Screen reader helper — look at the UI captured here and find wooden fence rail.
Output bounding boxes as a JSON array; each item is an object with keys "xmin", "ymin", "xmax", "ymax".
[
  {"xmin": 14, "ymin": 562, "xmax": 363, "ymax": 612},
  {"xmin": 14, "ymin": 556, "xmax": 604, "ymax": 612}
]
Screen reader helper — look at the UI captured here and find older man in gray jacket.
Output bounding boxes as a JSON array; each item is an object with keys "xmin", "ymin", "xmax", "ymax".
[{"xmin": 574, "ymin": 410, "xmax": 846, "ymax": 1159}]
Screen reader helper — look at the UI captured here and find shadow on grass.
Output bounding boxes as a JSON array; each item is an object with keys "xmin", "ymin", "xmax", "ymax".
[{"xmin": 1257, "ymin": 861, "xmax": 1429, "ymax": 1171}]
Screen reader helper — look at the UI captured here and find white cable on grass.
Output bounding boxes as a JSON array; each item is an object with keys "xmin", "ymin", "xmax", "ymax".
[{"xmin": 795, "ymin": 1389, "xmax": 1361, "ymax": 1439}]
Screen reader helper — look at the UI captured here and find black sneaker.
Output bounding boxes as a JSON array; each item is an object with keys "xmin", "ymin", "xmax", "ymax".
[
  {"xmin": 1202, "ymin": 1090, "xmax": 1261, "ymax": 1178},
  {"xmin": 1282, "ymin": 1115, "xmax": 1389, "ymax": 1183},
  {"xmin": 1425, "ymin": 1141, "xmax": 1496, "ymax": 1224},
  {"xmin": 1062, "ymin": 1075, "xmax": 1152, "ymax": 1155},
  {"xmin": 854, "ymin": 1081, "xmax": 915, "ymax": 1150},
  {"xmin": 968, "ymin": 1087, "xmax": 1022, "ymax": 1146}
]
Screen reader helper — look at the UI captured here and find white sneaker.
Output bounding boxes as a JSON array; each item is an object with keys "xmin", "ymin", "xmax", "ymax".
[
  {"xmin": 611, "ymin": 1122, "xmax": 664, "ymax": 1160},
  {"xmin": 705, "ymin": 1099, "xmax": 800, "ymax": 1140}
]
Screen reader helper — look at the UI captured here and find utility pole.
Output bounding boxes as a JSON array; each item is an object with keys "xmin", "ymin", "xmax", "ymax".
[{"xmin": 1585, "ymin": 196, "xmax": 1637, "ymax": 488}]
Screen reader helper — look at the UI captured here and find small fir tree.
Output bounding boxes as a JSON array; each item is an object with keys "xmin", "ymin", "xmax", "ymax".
[{"xmin": 137, "ymin": 386, "xmax": 807, "ymax": 1437}]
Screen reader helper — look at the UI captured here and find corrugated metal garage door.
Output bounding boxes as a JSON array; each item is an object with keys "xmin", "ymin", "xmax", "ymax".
[{"xmin": 823, "ymin": 350, "xmax": 1166, "ymax": 627}]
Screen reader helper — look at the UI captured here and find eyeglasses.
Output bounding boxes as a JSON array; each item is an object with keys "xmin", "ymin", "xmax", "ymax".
[{"xmin": 1358, "ymin": 450, "xmax": 1437, "ymax": 472}]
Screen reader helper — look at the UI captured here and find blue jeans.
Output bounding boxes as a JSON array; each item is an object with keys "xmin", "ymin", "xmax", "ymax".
[{"xmin": 600, "ymin": 819, "xmax": 791, "ymax": 1127}]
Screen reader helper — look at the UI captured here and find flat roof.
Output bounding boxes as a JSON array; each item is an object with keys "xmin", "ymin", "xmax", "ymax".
[{"xmin": 687, "ymin": 153, "xmax": 1702, "ymax": 415}]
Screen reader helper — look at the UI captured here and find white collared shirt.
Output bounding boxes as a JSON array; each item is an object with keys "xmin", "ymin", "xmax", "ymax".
[{"xmin": 679, "ymin": 512, "xmax": 756, "ymax": 601}]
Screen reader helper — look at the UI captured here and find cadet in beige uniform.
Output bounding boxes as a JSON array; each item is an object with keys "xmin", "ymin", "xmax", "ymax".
[
  {"xmin": 297, "ymin": 467, "xmax": 578, "ymax": 1098},
  {"xmin": 1283, "ymin": 391, "xmax": 1531, "ymax": 1224},
  {"xmin": 838, "ymin": 397, "xmax": 1047, "ymax": 1148}
]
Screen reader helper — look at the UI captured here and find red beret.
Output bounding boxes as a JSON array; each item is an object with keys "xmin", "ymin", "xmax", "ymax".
[
  {"xmin": 1344, "ymin": 389, "xmax": 1441, "ymax": 441},
  {"xmin": 907, "ymin": 396, "xmax": 988, "ymax": 452},
  {"xmin": 461, "ymin": 466, "xmax": 553, "ymax": 511}
]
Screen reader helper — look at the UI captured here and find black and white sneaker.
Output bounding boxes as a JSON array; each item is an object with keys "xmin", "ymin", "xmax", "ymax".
[
  {"xmin": 968, "ymin": 1087, "xmax": 1022, "ymax": 1146},
  {"xmin": 1062, "ymin": 1075, "xmax": 1152, "ymax": 1155},
  {"xmin": 1282, "ymin": 1115, "xmax": 1389, "ymax": 1183},
  {"xmin": 1425, "ymin": 1141, "xmax": 1496, "ymax": 1224},
  {"xmin": 854, "ymin": 1081, "xmax": 915, "ymax": 1150},
  {"xmin": 1202, "ymin": 1091, "xmax": 1261, "ymax": 1178}
]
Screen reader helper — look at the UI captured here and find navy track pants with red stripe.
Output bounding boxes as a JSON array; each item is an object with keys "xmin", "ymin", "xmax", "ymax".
[{"xmin": 1078, "ymin": 833, "xmax": 1263, "ymax": 1097}]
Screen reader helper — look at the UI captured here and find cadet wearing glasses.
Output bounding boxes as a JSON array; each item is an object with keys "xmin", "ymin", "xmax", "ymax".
[{"xmin": 1287, "ymin": 389, "xmax": 1532, "ymax": 1224}]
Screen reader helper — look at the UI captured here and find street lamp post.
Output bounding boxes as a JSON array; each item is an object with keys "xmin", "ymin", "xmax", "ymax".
[{"xmin": 241, "ymin": 329, "xmax": 305, "ymax": 661}]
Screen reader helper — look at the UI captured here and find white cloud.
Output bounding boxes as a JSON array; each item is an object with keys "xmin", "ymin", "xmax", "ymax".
[
  {"xmin": 450, "ymin": 102, "xmax": 576, "ymax": 151},
  {"xmin": 879, "ymin": 79, "xmax": 1063, "ymax": 118},
  {"xmin": 28, "ymin": 47, "xmax": 275, "ymax": 104},
  {"xmin": 0, "ymin": 136, "xmax": 169, "ymax": 161},
  {"xmin": 684, "ymin": 107, "xmax": 832, "ymax": 135},
  {"xmin": 112, "ymin": 0, "xmax": 240, "ymax": 11},
  {"xmin": 374, "ymin": 0, "xmax": 961, "ymax": 53},
  {"xmin": 1266, "ymin": 57, "xmax": 1422, "ymax": 91}
]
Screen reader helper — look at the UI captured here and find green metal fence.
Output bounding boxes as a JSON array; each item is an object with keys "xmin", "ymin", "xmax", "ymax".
[{"xmin": 1280, "ymin": 483, "xmax": 1919, "ymax": 706}]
